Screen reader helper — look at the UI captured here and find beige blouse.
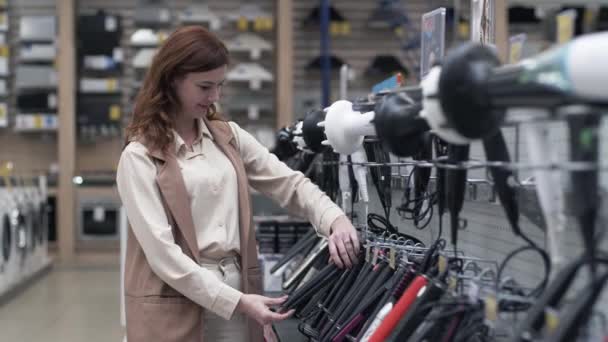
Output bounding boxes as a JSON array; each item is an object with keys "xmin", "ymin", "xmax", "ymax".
[{"xmin": 116, "ymin": 119, "xmax": 344, "ymax": 320}]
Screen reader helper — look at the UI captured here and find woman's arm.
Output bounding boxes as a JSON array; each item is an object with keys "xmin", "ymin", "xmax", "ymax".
[{"xmin": 230, "ymin": 123, "xmax": 360, "ymax": 267}]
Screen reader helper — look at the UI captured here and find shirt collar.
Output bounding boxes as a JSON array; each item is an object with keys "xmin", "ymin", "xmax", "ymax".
[
  {"xmin": 172, "ymin": 118, "xmax": 214, "ymax": 154},
  {"xmin": 199, "ymin": 118, "xmax": 213, "ymax": 141}
]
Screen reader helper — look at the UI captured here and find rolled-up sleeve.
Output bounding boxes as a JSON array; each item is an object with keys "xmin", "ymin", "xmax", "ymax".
[
  {"xmin": 116, "ymin": 142, "xmax": 242, "ymax": 320},
  {"xmin": 229, "ymin": 123, "xmax": 345, "ymax": 237}
]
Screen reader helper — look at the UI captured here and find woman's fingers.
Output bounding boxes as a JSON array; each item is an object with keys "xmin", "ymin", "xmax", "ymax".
[
  {"xmin": 268, "ymin": 309, "xmax": 294, "ymax": 321},
  {"xmin": 344, "ymin": 235, "xmax": 358, "ymax": 264},
  {"xmin": 328, "ymin": 238, "xmax": 344, "ymax": 268},
  {"xmin": 264, "ymin": 295, "xmax": 288, "ymax": 306},
  {"xmin": 350, "ymin": 230, "xmax": 361, "ymax": 254},
  {"xmin": 334, "ymin": 236, "xmax": 353, "ymax": 268},
  {"xmin": 328, "ymin": 216, "xmax": 361, "ymax": 268}
]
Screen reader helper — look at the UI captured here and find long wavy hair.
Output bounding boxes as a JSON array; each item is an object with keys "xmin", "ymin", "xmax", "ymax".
[{"xmin": 125, "ymin": 25, "xmax": 229, "ymax": 153}]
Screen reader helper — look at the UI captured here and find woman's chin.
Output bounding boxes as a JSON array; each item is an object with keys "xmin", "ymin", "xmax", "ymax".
[
  {"xmin": 197, "ymin": 106, "xmax": 209, "ymax": 116},
  {"xmin": 190, "ymin": 109, "xmax": 208, "ymax": 118}
]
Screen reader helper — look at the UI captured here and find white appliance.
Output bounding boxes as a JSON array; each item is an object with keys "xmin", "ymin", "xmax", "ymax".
[
  {"xmin": 226, "ymin": 33, "xmax": 272, "ymax": 60},
  {"xmin": 227, "ymin": 63, "xmax": 273, "ymax": 90}
]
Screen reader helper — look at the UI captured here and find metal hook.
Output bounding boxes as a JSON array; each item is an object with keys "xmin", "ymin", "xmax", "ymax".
[{"xmin": 463, "ymin": 260, "xmax": 482, "ymax": 276}]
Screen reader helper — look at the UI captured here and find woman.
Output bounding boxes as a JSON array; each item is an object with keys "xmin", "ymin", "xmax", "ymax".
[{"xmin": 116, "ymin": 25, "xmax": 360, "ymax": 342}]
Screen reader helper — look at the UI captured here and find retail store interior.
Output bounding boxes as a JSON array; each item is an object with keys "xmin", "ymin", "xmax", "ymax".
[{"xmin": 1, "ymin": 0, "xmax": 608, "ymax": 341}]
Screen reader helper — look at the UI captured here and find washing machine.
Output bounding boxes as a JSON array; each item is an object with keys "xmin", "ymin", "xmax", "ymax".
[
  {"xmin": 35, "ymin": 193, "xmax": 48, "ymax": 260},
  {"xmin": 20, "ymin": 183, "xmax": 40, "ymax": 273},
  {"xmin": 0, "ymin": 189, "xmax": 12, "ymax": 293},
  {"xmin": 0, "ymin": 187, "xmax": 19, "ymax": 293},
  {"xmin": 6, "ymin": 181, "xmax": 33, "ymax": 280},
  {"xmin": 25, "ymin": 183, "xmax": 48, "ymax": 267}
]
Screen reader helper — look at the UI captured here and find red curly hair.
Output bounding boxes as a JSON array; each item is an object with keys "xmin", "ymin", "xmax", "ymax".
[{"xmin": 125, "ymin": 25, "xmax": 229, "ymax": 153}]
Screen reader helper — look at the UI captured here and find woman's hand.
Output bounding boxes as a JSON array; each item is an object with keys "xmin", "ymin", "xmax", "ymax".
[
  {"xmin": 236, "ymin": 294, "xmax": 294, "ymax": 325},
  {"xmin": 328, "ymin": 215, "xmax": 360, "ymax": 268}
]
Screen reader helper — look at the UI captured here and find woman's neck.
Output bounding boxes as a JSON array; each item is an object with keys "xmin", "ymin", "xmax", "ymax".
[{"xmin": 173, "ymin": 114, "xmax": 198, "ymax": 147}]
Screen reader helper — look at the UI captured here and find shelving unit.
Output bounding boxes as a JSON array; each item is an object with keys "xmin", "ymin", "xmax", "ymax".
[{"xmin": 0, "ymin": 0, "xmax": 560, "ymax": 263}]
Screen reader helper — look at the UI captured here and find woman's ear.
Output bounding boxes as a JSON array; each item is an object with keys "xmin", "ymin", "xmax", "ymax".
[{"xmin": 171, "ymin": 74, "xmax": 186, "ymax": 88}]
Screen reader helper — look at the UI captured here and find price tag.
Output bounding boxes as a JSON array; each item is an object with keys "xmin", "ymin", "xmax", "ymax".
[
  {"xmin": 330, "ymin": 22, "xmax": 340, "ymax": 36},
  {"xmin": 109, "ymin": 105, "xmax": 121, "ymax": 121},
  {"xmin": 0, "ymin": 163, "xmax": 10, "ymax": 190},
  {"xmin": 0, "ymin": 106, "xmax": 5, "ymax": 128},
  {"xmin": 458, "ymin": 22, "xmax": 469, "ymax": 40},
  {"xmin": 264, "ymin": 18, "xmax": 273, "ymax": 31},
  {"xmin": 484, "ymin": 295, "xmax": 498, "ymax": 324},
  {"xmin": 371, "ymin": 248, "xmax": 379, "ymax": 265},
  {"xmin": 545, "ymin": 308, "xmax": 560, "ymax": 335},
  {"xmin": 508, "ymin": 33, "xmax": 527, "ymax": 64},
  {"xmin": 237, "ymin": 17, "xmax": 249, "ymax": 31},
  {"xmin": 34, "ymin": 115, "xmax": 43, "ymax": 129},
  {"xmin": 341, "ymin": 22, "xmax": 351, "ymax": 35},
  {"xmin": 557, "ymin": 9, "xmax": 576, "ymax": 44},
  {"xmin": 0, "ymin": 45, "xmax": 8, "ymax": 57},
  {"xmin": 253, "ymin": 18, "xmax": 264, "ymax": 32},
  {"xmin": 389, "ymin": 248, "xmax": 396, "ymax": 269},
  {"xmin": 45, "ymin": 115, "xmax": 57, "ymax": 129},
  {"xmin": 393, "ymin": 26, "xmax": 404, "ymax": 37},
  {"xmin": 448, "ymin": 276, "xmax": 458, "ymax": 291},
  {"xmin": 107, "ymin": 79, "xmax": 117, "ymax": 91},
  {"xmin": 438, "ymin": 255, "xmax": 447, "ymax": 275}
]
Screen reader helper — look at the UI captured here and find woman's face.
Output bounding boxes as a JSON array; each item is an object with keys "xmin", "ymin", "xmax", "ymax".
[{"xmin": 173, "ymin": 65, "xmax": 227, "ymax": 119}]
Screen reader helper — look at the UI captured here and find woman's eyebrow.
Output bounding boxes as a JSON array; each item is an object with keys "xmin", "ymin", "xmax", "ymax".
[{"xmin": 197, "ymin": 79, "xmax": 226, "ymax": 85}]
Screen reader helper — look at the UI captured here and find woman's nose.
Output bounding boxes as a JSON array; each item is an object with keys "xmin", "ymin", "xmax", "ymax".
[{"xmin": 208, "ymin": 87, "xmax": 221, "ymax": 102}]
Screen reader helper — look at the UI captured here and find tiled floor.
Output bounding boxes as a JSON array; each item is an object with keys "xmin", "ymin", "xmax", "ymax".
[
  {"xmin": 0, "ymin": 266, "xmax": 124, "ymax": 342},
  {"xmin": 0, "ymin": 262, "xmax": 307, "ymax": 342}
]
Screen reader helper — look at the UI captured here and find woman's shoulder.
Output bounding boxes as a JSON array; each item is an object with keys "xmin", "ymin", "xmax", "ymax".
[
  {"xmin": 122, "ymin": 140, "xmax": 150, "ymax": 157},
  {"xmin": 226, "ymin": 121, "xmax": 244, "ymax": 148}
]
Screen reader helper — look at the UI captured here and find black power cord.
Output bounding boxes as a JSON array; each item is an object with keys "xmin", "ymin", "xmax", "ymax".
[
  {"xmin": 396, "ymin": 166, "xmax": 436, "ymax": 230},
  {"xmin": 363, "ymin": 140, "xmax": 392, "ymax": 224}
]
